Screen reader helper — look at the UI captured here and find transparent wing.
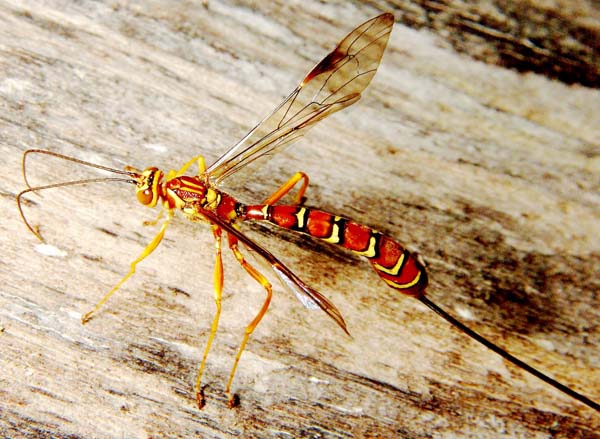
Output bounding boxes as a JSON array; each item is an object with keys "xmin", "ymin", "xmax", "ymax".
[
  {"xmin": 201, "ymin": 209, "xmax": 349, "ymax": 334},
  {"xmin": 205, "ymin": 13, "xmax": 394, "ymax": 183}
]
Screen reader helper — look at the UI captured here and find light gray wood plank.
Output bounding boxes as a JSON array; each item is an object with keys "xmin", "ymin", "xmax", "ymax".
[{"xmin": 1, "ymin": 1, "xmax": 598, "ymax": 437}]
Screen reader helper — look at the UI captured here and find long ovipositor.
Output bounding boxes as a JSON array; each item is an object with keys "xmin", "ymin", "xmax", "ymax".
[{"xmin": 242, "ymin": 204, "xmax": 428, "ymax": 297}]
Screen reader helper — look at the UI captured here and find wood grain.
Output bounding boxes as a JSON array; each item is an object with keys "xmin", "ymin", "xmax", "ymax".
[{"xmin": 1, "ymin": 1, "xmax": 599, "ymax": 438}]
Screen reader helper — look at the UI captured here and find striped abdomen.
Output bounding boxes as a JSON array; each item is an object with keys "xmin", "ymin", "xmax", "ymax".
[{"xmin": 243, "ymin": 205, "xmax": 428, "ymax": 297}]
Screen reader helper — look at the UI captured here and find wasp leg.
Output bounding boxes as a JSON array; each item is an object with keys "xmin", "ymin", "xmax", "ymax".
[
  {"xmin": 224, "ymin": 232, "xmax": 273, "ymax": 408},
  {"xmin": 175, "ymin": 154, "xmax": 207, "ymax": 178},
  {"xmin": 81, "ymin": 210, "xmax": 174, "ymax": 324},
  {"xmin": 194, "ymin": 225, "xmax": 223, "ymax": 409},
  {"xmin": 262, "ymin": 171, "xmax": 309, "ymax": 205},
  {"xmin": 143, "ymin": 209, "xmax": 164, "ymax": 227}
]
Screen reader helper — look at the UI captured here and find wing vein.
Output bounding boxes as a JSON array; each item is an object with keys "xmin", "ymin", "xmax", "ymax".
[{"xmin": 204, "ymin": 13, "xmax": 394, "ymax": 183}]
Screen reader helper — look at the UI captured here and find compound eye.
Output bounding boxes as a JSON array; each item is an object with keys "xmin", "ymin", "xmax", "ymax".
[{"xmin": 137, "ymin": 188, "xmax": 154, "ymax": 205}]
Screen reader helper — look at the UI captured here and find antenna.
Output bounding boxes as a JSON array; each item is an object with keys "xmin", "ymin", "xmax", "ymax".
[{"xmin": 17, "ymin": 149, "xmax": 138, "ymax": 241}]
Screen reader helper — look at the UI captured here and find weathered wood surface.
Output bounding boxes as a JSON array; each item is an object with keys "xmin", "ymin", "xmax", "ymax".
[{"xmin": 1, "ymin": 1, "xmax": 599, "ymax": 438}]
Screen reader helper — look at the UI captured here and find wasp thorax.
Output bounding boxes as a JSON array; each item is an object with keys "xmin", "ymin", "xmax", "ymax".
[{"xmin": 136, "ymin": 168, "xmax": 163, "ymax": 207}]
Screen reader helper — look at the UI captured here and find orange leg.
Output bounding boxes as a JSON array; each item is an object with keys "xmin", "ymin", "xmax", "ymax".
[
  {"xmin": 143, "ymin": 209, "xmax": 164, "ymax": 227},
  {"xmin": 195, "ymin": 225, "xmax": 224, "ymax": 409},
  {"xmin": 225, "ymin": 233, "xmax": 273, "ymax": 407},
  {"xmin": 262, "ymin": 171, "xmax": 309, "ymax": 205},
  {"xmin": 81, "ymin": 210, "xmax": 174, "ymax": 323},
  {"xmin": 173, "ymin": 154, "xmax": 207, "ymax": 178}
]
